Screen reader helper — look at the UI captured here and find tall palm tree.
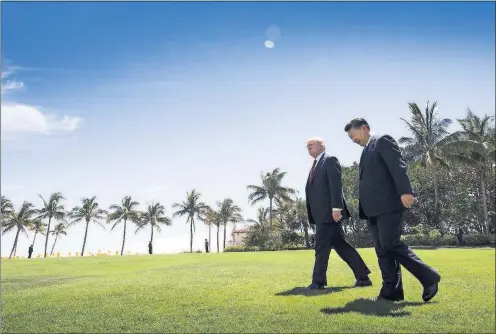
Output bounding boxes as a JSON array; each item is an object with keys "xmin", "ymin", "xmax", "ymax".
[
  {"xmin": 216, "ymin": 198, "xmax": 243, "ymax": 250},
  {"xmin": 108, "ymin": 196, "xmax": 141, "ymax": 255},
  {"xmin": 50, "ymin": 222, "xmax": 68, "ymax": 255},
  {"xmin": 135, "ymin": 202, "xmax": 172, "ymax": 252},
  {"xmin": 247, "ymin": 168, "xmax": 296, "ymax": 229},
  {"xmin": 38, "ymin": 192, "xmax": 66, "ymax": 257},
  {"xmin": 399, "ymin": 101, "xmax": 452, "ymax": 233},
  {"xmin": 29, "ymin": 219, "xmax": 47, "ymax": 249},
  {"xmin": 2, "ymin": 201, "xmax": 37, "ymax": 259},
  {"xmin": 444, "ymin": 110, "xmax": 496, "ymax": 234},
  {"xmin": 200, "ymin": 207, "xmax": 217, "ymax": 251},
  {"xmin": 172, "ymin": 189, "xmax": 209, "ymax": 253},
  {"xmin": 68, "ymin": 196, "xmax": 107, "ymax": 256},
  {"xmin": 1, "ymin": 196, "xmax": 14, "ymax": 224}
]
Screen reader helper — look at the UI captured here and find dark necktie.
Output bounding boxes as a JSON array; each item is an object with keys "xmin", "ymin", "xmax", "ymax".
[{"xmin": 308, "ymin": 159, "xmax": 317, "ymax": 181}]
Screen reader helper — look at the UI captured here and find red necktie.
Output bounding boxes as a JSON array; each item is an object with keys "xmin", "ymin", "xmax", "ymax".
[{"xmin": 308, "ymin": 159, "xmax": 317, "ymax": 181}]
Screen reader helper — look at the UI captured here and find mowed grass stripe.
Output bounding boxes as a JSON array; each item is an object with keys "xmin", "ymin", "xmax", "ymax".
[{"xmin": 2, "ymin": 248, "xmax": 495, "ymax": 333}]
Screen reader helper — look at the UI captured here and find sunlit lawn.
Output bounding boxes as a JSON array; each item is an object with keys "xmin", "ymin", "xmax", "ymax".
[{"xmin": 2, "ymin": 248, "xmax": 495, "ymax": 333}]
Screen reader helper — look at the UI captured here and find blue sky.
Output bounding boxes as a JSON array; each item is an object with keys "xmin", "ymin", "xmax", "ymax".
[{"xmin": 1, "ymin": 2, "xmax": 494, "ymax": 257}]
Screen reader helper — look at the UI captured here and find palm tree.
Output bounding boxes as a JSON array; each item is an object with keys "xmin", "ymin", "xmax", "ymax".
[
  {"xmin": 50, "ymin": 222, "xmax": 68, "ymax": 255},
  {"xmin": 135, "ymin": 202, "xmax": 172, "ymax": 252},
  {"xmin": 247, "ymin": 168, "xmax": 296, "ymax": 229},
  {"xmin": 38, "ymin": 192, "xmax": 66, "ymax": 257},
  {"xmin": 68, "ymin": 196, "xmax": 107, "ymax": 256},
  {"xmin": 399, "ymin": 101, "xmax": 452, "ymax": 233},
  {"xmin": 29, "ymin": 219, "xmax": 47, "ymax": 250},
  {"xmin": 246, "ymin": 207, "xmax": 270, "ymax": 231},
  {"xmin": 444, "ymin": 110, "xmax": 496, "ymax": 234},
  {"xmin": 2, "ymin": 201, "xmax": 38, "ymax": 259},
  {"xmin": 216, "ymin": 198, "xmax": 243, "ymax": 250},
  {"xmin": 201, "ymin": 207, "xmax": 217, "ymax": 251},
  {"xmin": 1, "ymin": 196, "xmax": 14, "ymax": 224},
  {"xmin": 108, "ymin": 196, "xmax": 141, "ymax": 255},
  {"xmin": 172, "ymin": 189, "xmax": 209, "ymax": 253}
]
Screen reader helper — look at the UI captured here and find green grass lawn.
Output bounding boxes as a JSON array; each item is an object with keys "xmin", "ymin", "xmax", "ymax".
[{"xmin": 2, "ymin": 248, "xmax": 495, "ymax": 333}]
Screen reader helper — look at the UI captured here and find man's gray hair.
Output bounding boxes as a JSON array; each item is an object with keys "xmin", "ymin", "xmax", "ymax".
[{"xmin": 306, "ymin": 136, "xmax": 326, "ymax": 150}]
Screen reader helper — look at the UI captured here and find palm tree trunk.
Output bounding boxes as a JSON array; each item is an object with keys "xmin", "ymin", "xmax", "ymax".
[
  {"xmin": 208, "ymin": 224, "xmax": 211, "ymax": 249},
  {"xmin": 44, "ymin": 217, "xmax": 52, "ymax": 258},
  {"xmin": 480, "ymin": 172, "xmax": 490, "ymax": 234},
  {"xmin": 32, "ymin": 231, "xmax": 38, "ymax": 246},
  {"xmin": 50, "ymin": 236, "xmax": 58, "ymax": 255},
  {"xmin": 10, "ymin": 228, "xmax": 20, "ymax": 259},
  {"xmin": 81, "ymin": 219, "xmax": 90, "ymax": 256},
  {"xmin": 190, "ymin": 218, "xmax": 193, "ymax": 253},
  {"xmin": 217, "ymin": 224, "xmax": 220, "ymax": 253},
  {"xmin": 269, "ymin": 197, "xmax": 273, "ymax": 229},
  {"xmin": 151, "ymin": 224, "xmax": 154, "ymax": 243},
  {"xmin": 121, "ymin": 219, "xmax": 127, "ymax": 256},
  {"xmin": 223, "ymin": 221, "xmax": 227, "ymax": 250}
]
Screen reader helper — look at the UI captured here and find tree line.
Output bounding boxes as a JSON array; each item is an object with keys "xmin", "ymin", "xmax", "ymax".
[
  {"xmin": 231, "ymin": 102, "xmax": 496, "ymax": 251},
  {"xmin": 2, "ymin": 102, "xmax": 495, "ymax": 259}
]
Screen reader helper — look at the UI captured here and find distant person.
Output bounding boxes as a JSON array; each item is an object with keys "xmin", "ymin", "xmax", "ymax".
[
  {"xmin": 205, "ymin": 239, "xmax": 209, "ymax": 253},
  {"xmin": 345, "ymin": 118, "xmax": 441, "ymax": 302},
  {"xmin": 305, "ymin": 137, "xmax": 372, "ymax": 290},
  {"xmin": 148, "ymin": 241, "xmax": 153, "ymax": 255},
  {"xmin": 28, "ymin": 245, "xmax": 33, "ymax": 258}
]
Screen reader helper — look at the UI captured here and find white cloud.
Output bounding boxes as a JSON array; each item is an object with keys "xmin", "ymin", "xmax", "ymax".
[
  {"xmin": 1, "ymin": 63, "xmax": 83, "ymax": 137},
  {"xmin": 1, "ymin": 80, "xmax": 24, "ymax": 94},
  {"xmin": 1, "ymin": 103, "xmax": 83, "ymax": 137}
]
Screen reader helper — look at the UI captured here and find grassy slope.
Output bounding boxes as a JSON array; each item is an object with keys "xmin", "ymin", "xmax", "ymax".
[{"xmin": 2, "ymin": 248, "xmax": 495, "ymax": 333}]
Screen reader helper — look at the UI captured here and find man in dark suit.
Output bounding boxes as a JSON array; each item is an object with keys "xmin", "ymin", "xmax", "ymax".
[
  {"xmin": 305, "ymin": 137, "xmax": 372, "ymax": 289},
  {"xmin": 344, "ymin": 118, "xmax": 441, "ymax": 302}
]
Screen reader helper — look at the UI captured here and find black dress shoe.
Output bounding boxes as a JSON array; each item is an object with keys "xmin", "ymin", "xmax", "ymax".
[
  {"xmin": 354, "ymin": 278, "xmax": 373, "ymax": 287},
  {"xmin": 307, "ymin": 283, "xmax": 325, "ymax": 289},
  {"xmin": 422, "ymin": 282, "xmax": 438, "ymax": 302},
  {"xmin": 377, "ymin": 291, "xmax": 404, "ymax": 302}
]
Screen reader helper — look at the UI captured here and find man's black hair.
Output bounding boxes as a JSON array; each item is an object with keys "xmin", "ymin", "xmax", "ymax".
[{"xmin": 344, "ymin": 118, "xmax": 370, "ymax": 131}]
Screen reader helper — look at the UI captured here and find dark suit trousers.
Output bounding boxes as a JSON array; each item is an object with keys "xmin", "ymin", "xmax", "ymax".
[
  {"xmin": 312, "ymin": 222, "xmax": 371, "ymax": 285},
  {"xmin": 368, "ymin": 212, "xmax": 441, "ymax": 296}
]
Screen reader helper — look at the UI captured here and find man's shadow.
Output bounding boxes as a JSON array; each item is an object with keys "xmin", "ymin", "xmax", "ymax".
[
  {"xmin": 321, "ymin": 297, "xmax": 436, "ymax": 317},
  {"xmin": 275, "ymin": 286, "xmax": 352, "ymax": 297}
]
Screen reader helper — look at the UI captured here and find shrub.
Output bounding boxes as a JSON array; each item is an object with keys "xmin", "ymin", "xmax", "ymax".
[
  {"xmin": 402, "ymin": 233, "xmax": 494, "ymax": 247},
  {"xmin": 224, "ymin": 246, "xmax": 260, "ymax": 252}
]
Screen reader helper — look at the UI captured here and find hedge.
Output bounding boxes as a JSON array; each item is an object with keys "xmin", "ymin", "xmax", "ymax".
[{"xmin": 223, "ymin": 233, "xmax": 495, "ymax": 252}]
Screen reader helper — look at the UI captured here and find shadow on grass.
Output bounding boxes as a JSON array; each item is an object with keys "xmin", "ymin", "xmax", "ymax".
[
  {"xmin": 275, "ymin": 286, "xmax": 352, "ymax": 297},
  {"xmin": 2, "ymin": 276, "xmax": 79, "ymax": 292},
  {"xmin": 321, "ymin": 297, "xmax": 436, "ymax": 317}
]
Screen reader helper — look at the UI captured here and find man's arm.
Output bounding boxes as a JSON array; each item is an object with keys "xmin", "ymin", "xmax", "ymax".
[
  {"xmin": 326, "ymin": 156, "xmax": 345, "ymax": 210},
  {"xmin": 306, "ymin": 199, "xmax": 315, "ymax": 225},
  {"xmin": 377, "ymin": 135, "xmax": 413, "ymax": 195}
]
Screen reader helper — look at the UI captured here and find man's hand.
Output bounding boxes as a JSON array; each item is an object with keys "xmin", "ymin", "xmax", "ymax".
[
  {"xmin": 401, "ymin": 194, "xmax": 415, "ymax": 208},
  {"xmin": 332, "ymin": 209, "xmax": 342, "ymax": 222}
]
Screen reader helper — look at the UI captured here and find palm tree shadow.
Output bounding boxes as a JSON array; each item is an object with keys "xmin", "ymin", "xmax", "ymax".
[
  {"xmin": 275, "ymin": 286, "xmax": 351, "ymax": 297},
  {"xmin": 321, "ymin": 298, "xmax": 437, "ymax": 317}
]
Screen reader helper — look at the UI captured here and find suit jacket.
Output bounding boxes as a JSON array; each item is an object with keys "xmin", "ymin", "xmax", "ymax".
[
  {"xmin": 305, "ymin": 153, "xmax": 350, "ymax": 225},
  {"xmin": 358, "ymin": 134, "xmax": 413, "ymax": 219}
]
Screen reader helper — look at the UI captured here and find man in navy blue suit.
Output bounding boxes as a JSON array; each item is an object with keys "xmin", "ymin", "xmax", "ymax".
[{"xmin": 344, "ymin": 118, "xmax": 440, "ymax": 302}]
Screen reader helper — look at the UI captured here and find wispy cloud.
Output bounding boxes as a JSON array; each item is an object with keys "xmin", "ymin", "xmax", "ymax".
[{"xmin": 1, "ymin": 63, "xmax": 83, "ymax": 138}]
